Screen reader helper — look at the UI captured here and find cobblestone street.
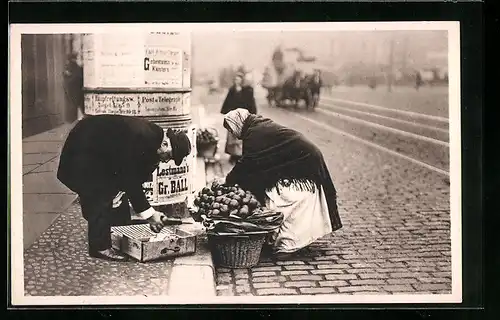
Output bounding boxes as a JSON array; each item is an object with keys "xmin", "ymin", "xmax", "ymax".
[
  {"xmin": 20, "ymin": 87, "xmax": 453, "ymax": 298},
  {"xmin": 196, "ymin": 88, "xmax": 452, "ymax": 296}
]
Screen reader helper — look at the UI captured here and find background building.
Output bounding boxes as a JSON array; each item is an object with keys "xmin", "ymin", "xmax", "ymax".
[{"xmin": 21, "ymin": 34, "xmax": 82, "ymax": 138}]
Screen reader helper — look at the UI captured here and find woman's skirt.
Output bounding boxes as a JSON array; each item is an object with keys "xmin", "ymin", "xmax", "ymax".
[
  {"xmin": 224, "ymin": 131, "xmax": 243, "ymax": 157},
  {"xmin": 265, "ymin": 180, "xmax": 333, "ymax": 253}
]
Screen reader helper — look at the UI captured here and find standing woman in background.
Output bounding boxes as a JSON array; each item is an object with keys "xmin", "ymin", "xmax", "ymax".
[
  {"xmin": 63, "ymin": 52, "xmax": 85, "ymax": 121},
  {"xmin": 220, "ymin": 72, "xmax": 257, "ymax": 164}
]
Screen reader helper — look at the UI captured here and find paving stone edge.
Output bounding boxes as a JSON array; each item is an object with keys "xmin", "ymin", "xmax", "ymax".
[{"xmin": 167, "ymin": 157, "xmax": 217, "ymax": 296}]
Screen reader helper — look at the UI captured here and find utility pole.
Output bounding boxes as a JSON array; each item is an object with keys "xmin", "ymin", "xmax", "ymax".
[
  {"xmin": 388, "ymin": 37, "xmax": 395, "ymax": 93},
  {"xmin": 370, "ymin": 39, "xmax": 376, "ymax": 66},
  {"xmin": 402, "ymin": 36, "xmax": 408, "ymax": 71},
  {"xmin": 329, "ymin": 39, "xmax": 335, "ymax": 68}
]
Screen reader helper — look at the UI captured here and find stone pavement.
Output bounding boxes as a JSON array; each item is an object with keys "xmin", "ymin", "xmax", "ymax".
[
  {"xmin": 320, "ymin": 85, "xmax": 449, "ymax": 118},
  {"xmin": 195, "ymin": 92, "xmax": 452, "ymax": 297},
  {"xmin": 22, "ymin": 123, "xmax": 79, "ymax": 249},
  {"xmin": 212, "ymin": 170, "xmax": 452, "ymax": 297},
  {"xmin": 23, "ymin": 201, "xmax": 174, "ymax": 296}
]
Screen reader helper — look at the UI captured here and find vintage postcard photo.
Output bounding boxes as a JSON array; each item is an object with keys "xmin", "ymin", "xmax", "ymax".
[{"xmin": 9, "ymin": 22, "xmax": 461, "ymax": 305}]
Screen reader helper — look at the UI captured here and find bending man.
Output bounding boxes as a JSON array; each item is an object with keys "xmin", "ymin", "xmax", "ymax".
[{"xmin": 57, "ymin": 114, "xmax": 191, "ymax": 261}]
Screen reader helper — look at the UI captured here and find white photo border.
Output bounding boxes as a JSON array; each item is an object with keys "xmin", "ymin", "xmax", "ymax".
[{"xmin": 9, "ymin": 21, "xmax": 462, "ymax": 306}]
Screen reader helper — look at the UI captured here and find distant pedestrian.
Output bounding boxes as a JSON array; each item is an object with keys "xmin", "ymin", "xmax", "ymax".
[
  {"xmin": 63, "ymin": 53, "xmax": 84, "ymax": 120},
  {"xmin": 223, "ymin": 108, "xmax": 342, "ymax": 259},
  {"xmin": 220, "ymin": 72, "xmax": 257, "ymax": 164},
  {"xmin": 416, "ymin": 71, "xmax": 423, "ymax": 91},
  {"xmin": 57, "ymin": 115, "xmax": 192, "ymax": 261}
]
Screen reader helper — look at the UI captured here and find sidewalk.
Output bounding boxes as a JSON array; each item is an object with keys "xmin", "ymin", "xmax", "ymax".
[{"xmin": 22, "ymin": 122, "xmax": 79, "ymax": 249}]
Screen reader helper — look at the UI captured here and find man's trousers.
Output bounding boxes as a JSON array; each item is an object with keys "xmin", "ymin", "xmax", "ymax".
[{"xmin": 79, "ymin": 192, "xmax": 133, "ymax": 253}]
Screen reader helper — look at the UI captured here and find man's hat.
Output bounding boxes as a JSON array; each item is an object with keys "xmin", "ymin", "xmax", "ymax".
[{"xmin": 166, "ymin": 129, "xmax": 192, "ymax": 166}]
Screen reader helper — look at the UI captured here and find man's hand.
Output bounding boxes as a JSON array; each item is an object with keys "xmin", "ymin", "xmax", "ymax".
[
  {"xmin": 147, "ymin": 210, "xmax": 166, "ymax": 233},
  {"xmin": 112, "ymin": 191, "xmax": 125, "ymax": 209}
]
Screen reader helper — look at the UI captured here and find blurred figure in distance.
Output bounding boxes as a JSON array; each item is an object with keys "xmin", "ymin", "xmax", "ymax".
[{"xmin": 220, "ymin": 72, "xmax": 257, "ymax": 164}]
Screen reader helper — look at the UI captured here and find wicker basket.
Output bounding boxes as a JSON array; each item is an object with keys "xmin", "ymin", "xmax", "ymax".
[
  {"xmin": 196, "ymin": 128, "xmax": 219, "ymax": 159},
  {"xmin": 197, "ymin": 141, "xmax": 219, "ymax": 158},
  {"xmin": 207, "ymin": 231, "xmax": 268, "ymax": 268}
]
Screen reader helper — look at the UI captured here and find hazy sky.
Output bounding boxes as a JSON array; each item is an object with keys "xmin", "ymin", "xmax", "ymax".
[{"xmin": 192, "ymin": 30, "xmax": 448, "ymax": 76}]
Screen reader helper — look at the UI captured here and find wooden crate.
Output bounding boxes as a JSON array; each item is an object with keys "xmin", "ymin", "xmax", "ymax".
[{"xmin": 111, "ymin": 224, "xmax": 197, "ymax": 262}]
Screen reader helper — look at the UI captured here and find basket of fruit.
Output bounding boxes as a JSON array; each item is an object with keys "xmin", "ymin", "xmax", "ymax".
[
  {"xmin": 196, "ymin": 128, "xmax": 219, "ymax": 159},
  {"xmin": 192, "ymin": 181, "xmax": 284, "ymax": 268}
]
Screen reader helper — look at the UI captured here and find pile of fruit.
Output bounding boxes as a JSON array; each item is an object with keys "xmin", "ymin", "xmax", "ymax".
[
  {"xmin": 191, "ymin": 181, "xmax": 284, "ymax": 235},
  {"xmin": 196, "ymin": 128, "xmax": 218, "ymax": 147},
  {"xmin": 192, "ymin": 181, "xmax": 263, "ymax": 221}
]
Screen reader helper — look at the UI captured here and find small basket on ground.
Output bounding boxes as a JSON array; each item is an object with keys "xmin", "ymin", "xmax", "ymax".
[
  {"xmin": 207, "ymin": 231, "xmax": 269, "ymax": 268},
  {"xmin": 196, "ymin": 127, "xmax": 219, "ymax": 160}
]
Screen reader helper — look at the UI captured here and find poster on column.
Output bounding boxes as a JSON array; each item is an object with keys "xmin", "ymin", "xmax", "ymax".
[
  {"xmin": 144, "ymin": 47, "xmax": 183, "ymax": 88},
  {"xmin": 142, "ymin": 180, "xmax": 156, "ymax": 203},
  {"xmin": 188, "ymin": 126, "xmax": 197, "ymax": 196},
  {"xmin": 83, "ymin": 92, "xmax": 189, "ymax": 116},
  {"xmin": 82, "ymin": 32, "xmax": 190, "ymax": 89},
  {"xmin": 81, "ymin": 34, "xmax": 96, "ymax": 88},
  {"xmin": 151, "ymin": 126, "xmax": 197, "ymax": 205},
  {"xmin": 98, "ymin": 34, "xmax": 144, "ymax": 87},
  {"xmin": 155, "ymin": 160, "xmax": 191, "ymax": 205}
]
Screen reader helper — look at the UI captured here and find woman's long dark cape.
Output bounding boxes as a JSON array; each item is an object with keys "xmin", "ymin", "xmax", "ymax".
[
  {"xmin": 225, "ymin": 114, "xmax": 342, "ymax": 231},
  {"xmin": 220, "ymin": 85, "xmax": 257, "ymax": 115}
]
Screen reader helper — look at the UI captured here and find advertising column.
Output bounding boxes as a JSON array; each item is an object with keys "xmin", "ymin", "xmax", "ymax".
[{"xmin": 82, "ymin": 31, "xmax": 195, "ymax": 217}]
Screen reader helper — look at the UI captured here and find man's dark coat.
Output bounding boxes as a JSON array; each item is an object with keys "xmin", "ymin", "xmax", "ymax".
[{"xmin": 57, "ymin": 115, "xmax": 164, "ymax": 213}]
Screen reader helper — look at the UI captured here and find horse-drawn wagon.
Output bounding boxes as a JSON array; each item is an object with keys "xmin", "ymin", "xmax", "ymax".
[{"xmin": 262, "ymin": 47, "xmax": 322, "ymax": 110}]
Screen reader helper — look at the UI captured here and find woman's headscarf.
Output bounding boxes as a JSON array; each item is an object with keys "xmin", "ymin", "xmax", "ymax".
[{"xmin": 223, "ymin": 108, "xmax": 251, "ymax": 139}]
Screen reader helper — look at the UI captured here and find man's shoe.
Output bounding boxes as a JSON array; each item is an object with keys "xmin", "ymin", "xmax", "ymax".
[{"xmin": 90, "ymin": 248, "xmax": 129, "ymax": 262}]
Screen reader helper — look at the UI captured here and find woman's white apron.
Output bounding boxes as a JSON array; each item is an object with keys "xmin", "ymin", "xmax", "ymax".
[{"xmin": 265, "ymin": 181, "xmax": 333, "ymax": 253}]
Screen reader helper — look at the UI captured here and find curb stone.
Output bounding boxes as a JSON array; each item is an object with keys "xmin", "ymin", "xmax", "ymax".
[{"xmin": 167, "ymin": 157, "xmax": 217, "ymax": 296}]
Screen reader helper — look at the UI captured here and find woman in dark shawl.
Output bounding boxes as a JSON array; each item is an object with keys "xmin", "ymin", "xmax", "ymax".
[
  {"xmin": 223, "ymin": 109, "xmax": 342, "ymax": 256},
  {"xmin": 220, "ymin": 72, "xmax": 257, "ymax": 163}
]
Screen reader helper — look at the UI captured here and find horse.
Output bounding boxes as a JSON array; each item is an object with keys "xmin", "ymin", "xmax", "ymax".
[
  {"xmin": 280, "ymin": 71, "xmax": 309, "ymax": 108},
  {"xmin": 305, "ymin": 71, "xmax": 323, "ymax": 109}
]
